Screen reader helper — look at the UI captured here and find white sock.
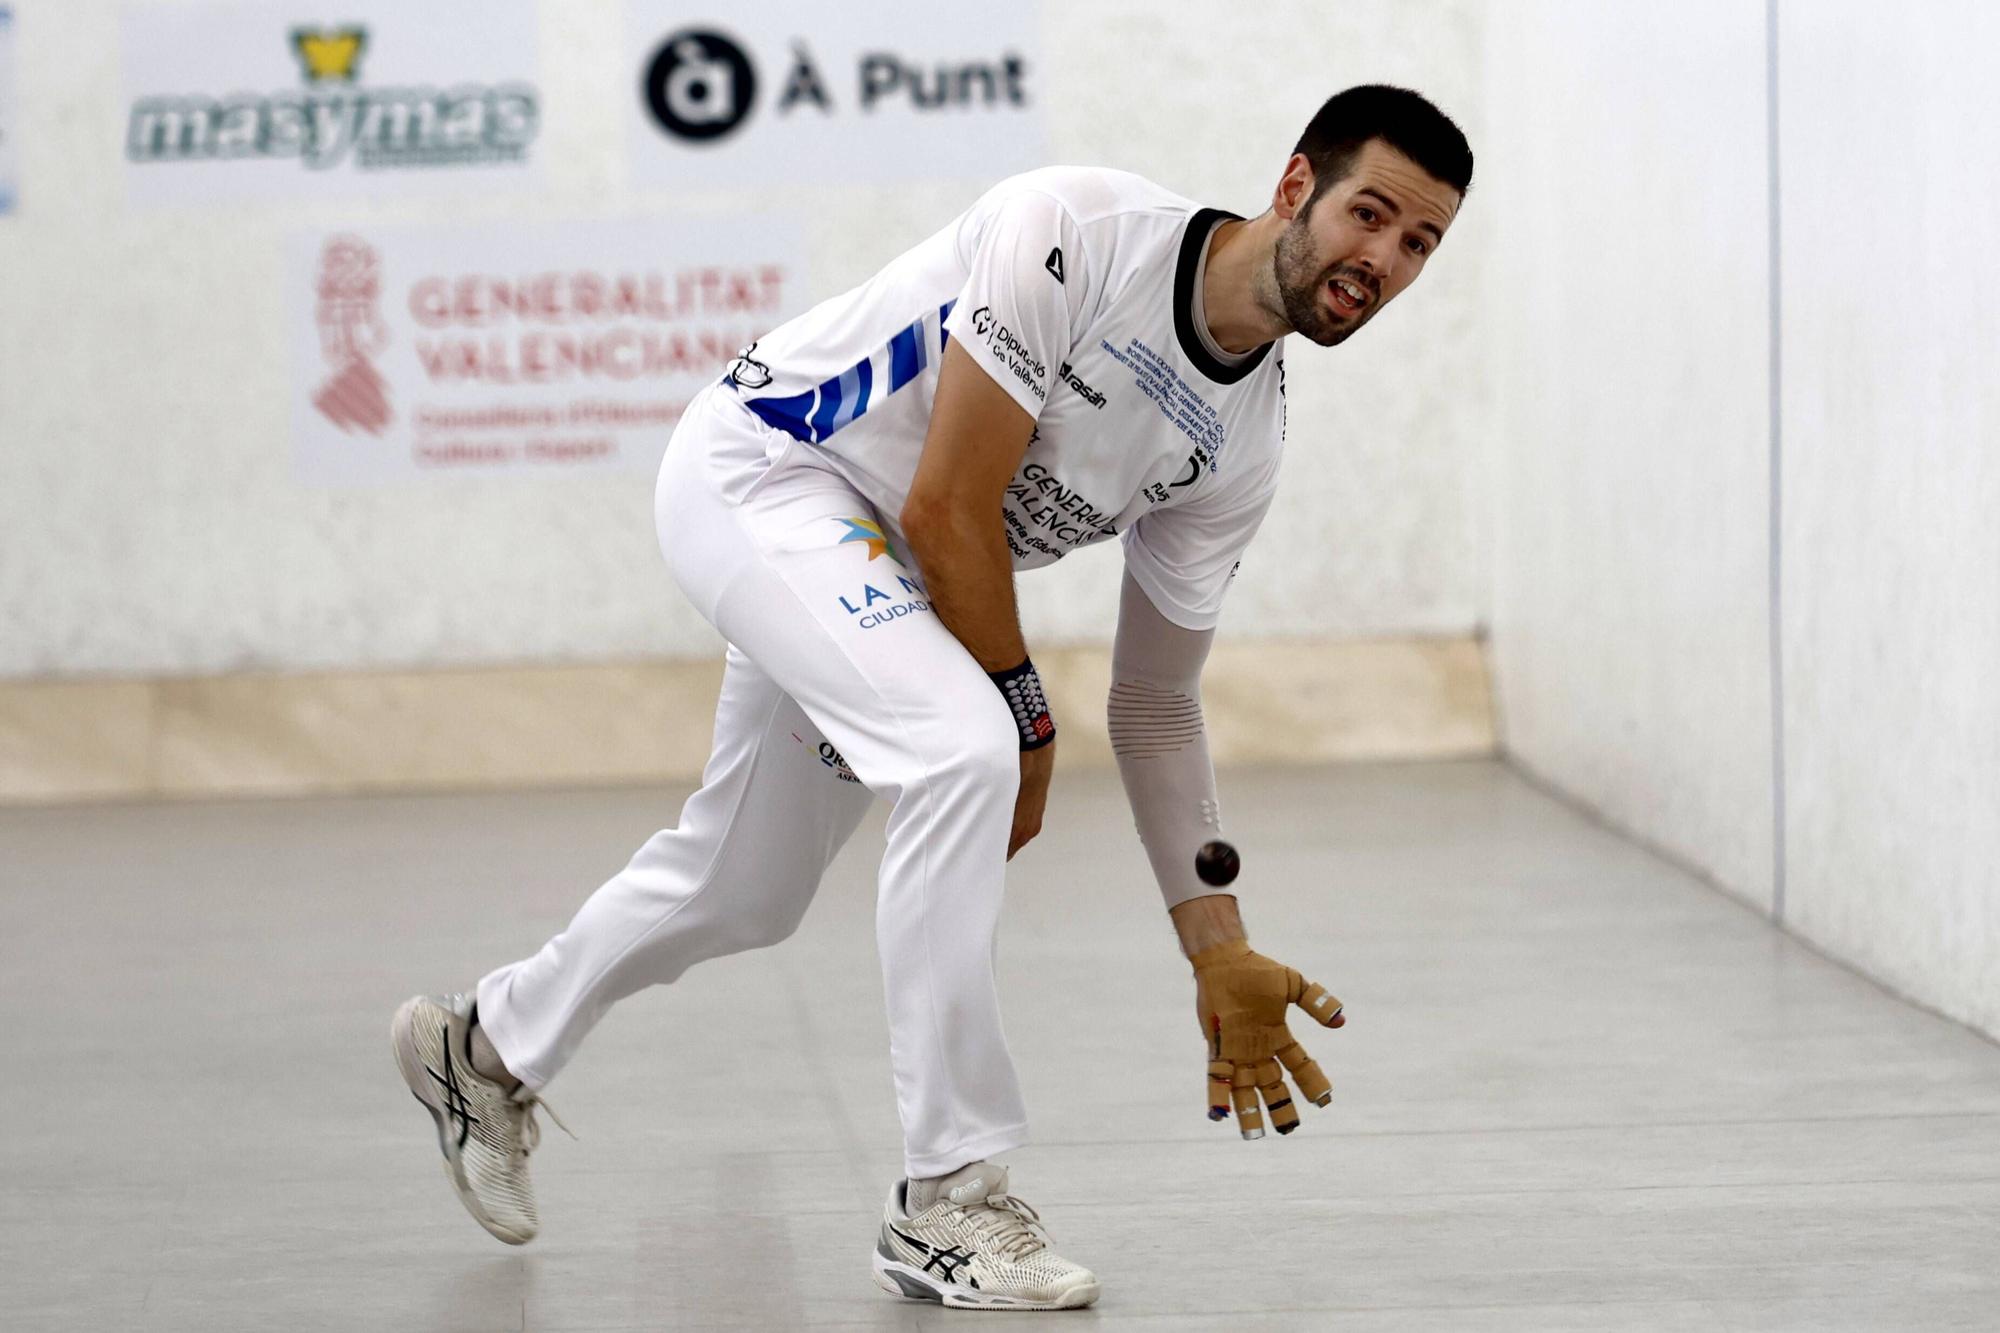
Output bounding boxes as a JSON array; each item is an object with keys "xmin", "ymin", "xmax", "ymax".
[{"xmin": 905, "ymin": 1174, "xmax": 941, "ymax": 1213}]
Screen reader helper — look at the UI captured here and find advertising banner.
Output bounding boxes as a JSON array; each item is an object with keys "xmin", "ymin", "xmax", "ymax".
[
  {"xmin": 627, "ymin": 0, "xmax": 1046, "ymax": 189},
  {"xmin": 0, "ymin": 6, "xmax": 15, "ymax": 216},
  {"xmin": 290, "ymin": 216, "xmax": 805, "ymax": 485},
  {"xmin": 121, "ymin": 0, "xmax": 542, "ymax": 206}
]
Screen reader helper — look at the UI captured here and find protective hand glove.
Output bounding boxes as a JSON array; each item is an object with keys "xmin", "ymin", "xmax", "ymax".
[{"xmin": 1190, "ymin": 939, "xmax": 1345, "ymax": 1139}]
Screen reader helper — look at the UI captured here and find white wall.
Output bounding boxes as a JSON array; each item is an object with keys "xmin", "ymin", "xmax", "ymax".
[
  {"xmin": 1484, "ymin": 0, "xmax": 2000, "ymax": 1040},
  {"xmin": 1482, "ymin": 0, "xmax": 1778, "ymax": 909},
  {"xmin": 0, "ymin": 0, "xmax": 1489, "ymax": 679},
  {"xmin": 1778, "ymin": 0, "xmax": 2000, "ymax": 1037}
]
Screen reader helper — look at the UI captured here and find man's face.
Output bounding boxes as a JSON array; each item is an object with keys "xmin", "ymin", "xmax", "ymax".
[{"xmin": 1272, "ymin": 138, "xmax": 1461, "ymax": 346}]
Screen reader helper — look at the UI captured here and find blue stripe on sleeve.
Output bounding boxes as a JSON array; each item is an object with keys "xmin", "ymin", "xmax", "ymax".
[
  {"xmin": 851, "ymin": 356, "xmax": 874, "ymax": 421},
  {"xmin": 744, "ymin": 300, "xmax": 952, "ymax": 444},
  {"xmin": 829, "ymin": 363, "xmax": 865, "ymax": 432},
  {"xmin": 889, "ymin": 322, "xmax": 921, "ymax": 391},
  {"xmin": 809, "ymin": 374, "xmax": 843, "ymax": 440},
  {"xmin": 744, "ymin": 388, "xmax": 816, "ymax": 442}
]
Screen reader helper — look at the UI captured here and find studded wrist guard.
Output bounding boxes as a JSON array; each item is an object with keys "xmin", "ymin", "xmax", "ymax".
[{"xmin": 988, "ymin": 658, "xmax": 1056, "ymax": 751}]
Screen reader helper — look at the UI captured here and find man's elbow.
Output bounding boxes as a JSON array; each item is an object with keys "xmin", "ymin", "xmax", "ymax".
[
  {"xmin": 899, "ymin": 490, "xmax": 959, "ymax": 557},
  {"xmin": 899, "ymin": 494, "xmax": 936, "ymax": 550}
]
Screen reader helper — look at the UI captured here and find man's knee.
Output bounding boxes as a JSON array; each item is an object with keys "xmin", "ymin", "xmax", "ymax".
[
  {"xmin": 664, "ymin": 866, "xmax": 820, "ymax": 959},
  {"xmin": 626, "ymin": 844, "xmax": 827, "ymax": 962},
  {"xmin": 921, "ymin": 695, "xmax": 1020, "ymax": 800},
  {"xmin": 710, "ymin": 900, "xmax": 811, "ymax": 954}
]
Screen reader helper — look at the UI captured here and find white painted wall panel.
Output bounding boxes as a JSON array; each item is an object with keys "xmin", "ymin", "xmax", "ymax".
[
  {"xmin": 1778, "ymin": 0, "xmax": 2000, "ymax": 1037},
  {"xmin": 0, "ymin": 0, "xmax": 1487, "ymax": 677},
  {"xmin": 1482, "ymin": 0, "xmax": 1776, "ymax": 908}
]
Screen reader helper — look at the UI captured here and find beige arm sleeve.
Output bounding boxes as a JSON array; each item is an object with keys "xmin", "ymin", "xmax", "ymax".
[{"xmin": 1109, "ymin": 568, "xmax": 1225, "ymax": 909}]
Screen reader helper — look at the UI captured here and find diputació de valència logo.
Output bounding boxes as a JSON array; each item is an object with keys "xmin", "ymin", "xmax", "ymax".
[{"xmin": 125, "ymin": 22, "xmax": 539, "ymax": 172}]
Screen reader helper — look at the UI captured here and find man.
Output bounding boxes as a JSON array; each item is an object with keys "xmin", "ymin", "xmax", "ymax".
[{"xmin": 393, "ymin": 84, "xmax": 1471, "ymax": 1312}]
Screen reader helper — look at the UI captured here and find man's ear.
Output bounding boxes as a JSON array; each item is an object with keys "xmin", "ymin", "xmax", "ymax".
[{"xmin": 1272, "ymin": 153, "xmax": 1315, "ymax": 222}]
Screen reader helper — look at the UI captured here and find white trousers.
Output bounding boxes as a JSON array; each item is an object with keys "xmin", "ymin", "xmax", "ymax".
[{"xmin": 476, "ymin": 387, "xmax": 1030, "ymax": 1177}]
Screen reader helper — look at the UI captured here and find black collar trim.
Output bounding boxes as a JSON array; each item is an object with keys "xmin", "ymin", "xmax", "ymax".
[{"xmin": 1174, "ymin": 207, "xmax": 1274, "ymax": 384}]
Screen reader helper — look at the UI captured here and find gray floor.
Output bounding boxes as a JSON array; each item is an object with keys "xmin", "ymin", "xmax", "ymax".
[{"xmin": 4, "ymin": 760, "xmax": 1999, "ymax": 1332}]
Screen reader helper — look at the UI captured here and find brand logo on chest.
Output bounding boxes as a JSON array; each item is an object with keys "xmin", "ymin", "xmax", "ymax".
[{"xmin": 1057, "ymin": 361, "xmax": 1105, "ymax": 409}]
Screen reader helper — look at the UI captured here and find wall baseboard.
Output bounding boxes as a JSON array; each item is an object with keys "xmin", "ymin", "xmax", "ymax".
[{"xmin": 0, "ymin": 636, "xmax": 1494, "ymax": 804}]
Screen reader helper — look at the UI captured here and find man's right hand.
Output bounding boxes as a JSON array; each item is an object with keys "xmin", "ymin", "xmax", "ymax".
[
  {"xmin": 1008, "ymin": 738, "xmax": 1055, "ymax": 859},
  {"xmin": 1191, "ymin": 939, "xmax": 1345, "ymax": 1138}
]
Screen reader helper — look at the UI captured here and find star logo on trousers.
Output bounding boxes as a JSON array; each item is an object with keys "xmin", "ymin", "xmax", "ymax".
[{"xmin": 836, "ymin": 517, "xmax": 895, "ymax": 561}]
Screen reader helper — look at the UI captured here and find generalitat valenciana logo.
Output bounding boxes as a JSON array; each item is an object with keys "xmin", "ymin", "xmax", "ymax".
[{"xmin": 311, "ymin": 235, "xmax": 393, "ymax": 436}]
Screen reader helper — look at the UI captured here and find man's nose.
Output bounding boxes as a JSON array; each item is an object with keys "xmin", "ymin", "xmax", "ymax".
[{"xmin": 1354, "ymin": 235, "xmax": 1400, "ymax": 287}]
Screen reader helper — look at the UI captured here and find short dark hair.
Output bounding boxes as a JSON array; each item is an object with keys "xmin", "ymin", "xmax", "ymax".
[{"xmin": 1294, "ymin": 85, "xmax": 1474, "ymax": 199}]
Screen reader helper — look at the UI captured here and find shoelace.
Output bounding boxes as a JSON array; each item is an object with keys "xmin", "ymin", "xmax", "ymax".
[
  {"xmin": 964, "ymin": 1193, "xmax": 1051, "ymax": 1262},
  {"xmin": 507, "ymin": 1091, "xmax": 575, "ymax": 1160}
]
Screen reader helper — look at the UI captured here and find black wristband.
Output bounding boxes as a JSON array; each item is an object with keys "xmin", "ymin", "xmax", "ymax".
[{"xmin": 988, "ymin": 658, "xmax": 1056, "ymax": 751}]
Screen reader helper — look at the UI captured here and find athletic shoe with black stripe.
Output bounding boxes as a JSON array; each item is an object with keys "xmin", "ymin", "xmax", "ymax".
[
  {"xmin": 871, "ymin": 1161, "xmax": 1100, "ymax": 1310},
  {"xmin": 390, "ymin": 992, "xmax": 569, "ymax": 1245}
]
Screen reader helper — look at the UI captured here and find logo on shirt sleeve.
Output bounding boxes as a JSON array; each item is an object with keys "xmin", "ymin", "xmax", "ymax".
[
  {"xmin": 967, "ymin": 305, "xmax": 1046, "ymax": 401},
  {"xmin": 1044, "ymin": 247, "xmax": 1065, "ymax": 284},
  {"xmin": 724, "ymin": 341, "xmax": 773, "ymax": 390}
]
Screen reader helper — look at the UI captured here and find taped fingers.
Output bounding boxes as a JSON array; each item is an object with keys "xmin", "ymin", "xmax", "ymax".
[
  {"xmin": 1231, "ymin": 1064, "xmax": 1264, "ymax": 1139},
  {"xmin": 1207, "ymin": 1059, "xmax": 1233, "ymax": 1121},
  {"xmin": 1292, "ymin": 976, "xmax": 1345, "ymax": 1028},
  {"xmin": 1255, "ymin": 1058, "xmax": 1299, "ymax": 1135},
  {"xmin": 1277, "ymin": 1039, "xmax": 1333, "ymax": 1108}
]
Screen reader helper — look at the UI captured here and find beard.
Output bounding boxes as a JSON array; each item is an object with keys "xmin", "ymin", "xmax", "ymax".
[{"xmin": 1272, "ymin": 205, "xmax": 1379, "ymax": 347}]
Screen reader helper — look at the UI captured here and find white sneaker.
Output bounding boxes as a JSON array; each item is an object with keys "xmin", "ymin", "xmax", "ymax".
[
  {"xmin": 871, "ymin": 1162, "xmax": 1101, "ymax": 1310},
  {"xmin": 390, "ymin": 992, "xmax": 569, "ymax": 1245}
]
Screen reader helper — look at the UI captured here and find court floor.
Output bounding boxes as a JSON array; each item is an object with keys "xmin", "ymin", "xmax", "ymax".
[{"xmin": 4, "ymin": 759, "xmax": 1997, "ymax": 1331}]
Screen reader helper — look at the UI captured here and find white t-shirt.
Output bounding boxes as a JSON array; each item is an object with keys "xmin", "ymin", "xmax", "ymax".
[{"xmin": 716, "ymin": 166, "xmax": 1287, "ymax": 630}]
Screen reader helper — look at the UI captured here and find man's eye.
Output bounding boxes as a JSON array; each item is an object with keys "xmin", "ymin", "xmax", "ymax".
[
  {"xmin": 1407, "ymin": 237, "xmax": 1429, "ymax": 256},
  {"xmin": 1354, "ymin": 207, "xmax": 1376, "ymax": 224}
]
